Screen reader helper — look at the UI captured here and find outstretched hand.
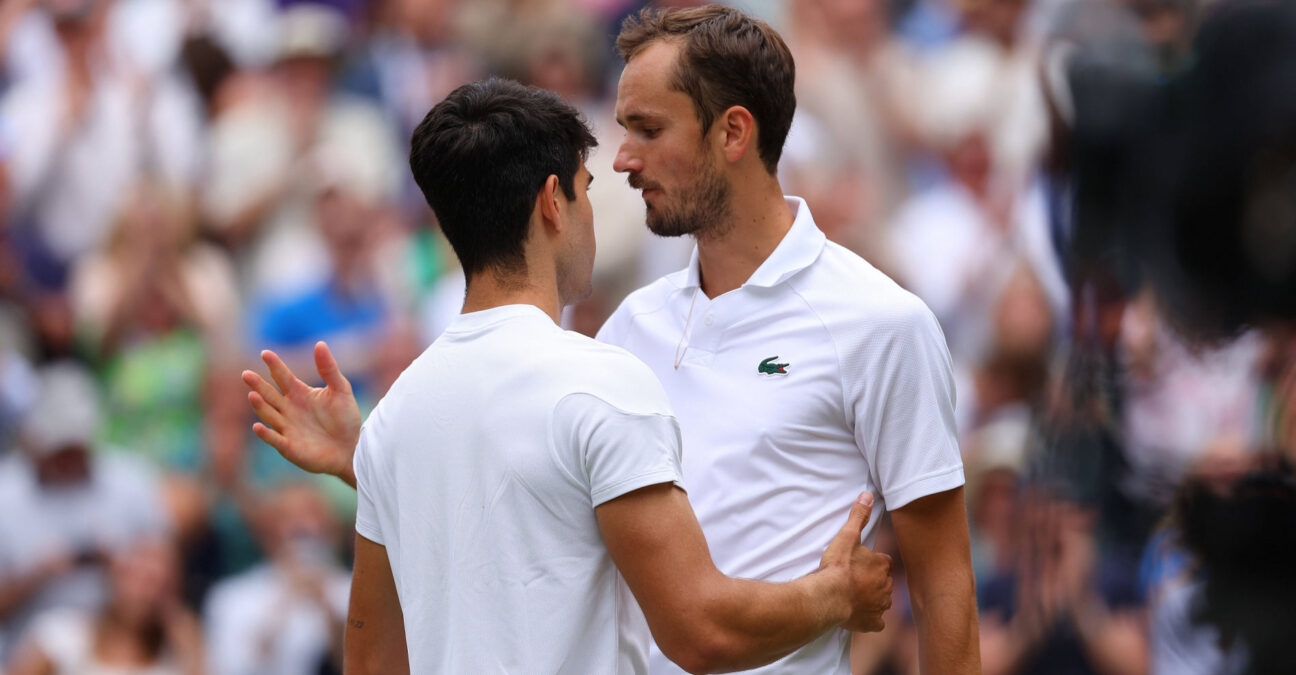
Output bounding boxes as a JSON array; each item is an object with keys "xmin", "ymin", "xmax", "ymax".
[
  {"xmin": 819, "ymin": 492, "xmax": 894, "ymax": 633},
  {"xmin": 242, "ymin": 342, "xmax": 363, "ymax": 487}
]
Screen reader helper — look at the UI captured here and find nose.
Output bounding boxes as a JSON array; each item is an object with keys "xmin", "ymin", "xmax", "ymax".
[{"xmin": 613, "ymin": 140, "xmax": 641, "ymax": 174}]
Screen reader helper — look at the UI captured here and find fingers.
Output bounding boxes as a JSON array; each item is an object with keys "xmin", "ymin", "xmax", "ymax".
[
  {"xmin": 242, "ymin": 369, "xmax": 287, "ymax": 411},
  {"xmin": 252, "ymin": 421, "xmax": 291, "ymax": 455},
  {"xmin": 247, "ymin": 391, "xmax": 287, "ymax": 431},
  {"xmin": 261, "ymin": 349, "xmax": 303, "ymax": 395},
  {"xmin": 313, "ymin": 341, "xmax": 353, "ymax": 394}
]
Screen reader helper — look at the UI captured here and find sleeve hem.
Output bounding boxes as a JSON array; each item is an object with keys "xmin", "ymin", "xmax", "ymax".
[
  {"xmin": 355, "ymin": 517, "xmax": 385, "ymax": 546},
  {"xmin": 883, "ymin": 464, "xmax": 965, "ymax": 511},
  {"xmin": 591, "ymin": 468, "xmax": 684, "ymax": 507}
]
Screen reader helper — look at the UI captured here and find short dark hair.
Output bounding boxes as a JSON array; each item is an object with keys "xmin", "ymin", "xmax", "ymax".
[
  {"xmin": 409, "ymin": 78, "xmax": 597, "ymax": 278},
  {"xmin": 616, "ymin": 5, "xmax": 796, "ymax": 174}
]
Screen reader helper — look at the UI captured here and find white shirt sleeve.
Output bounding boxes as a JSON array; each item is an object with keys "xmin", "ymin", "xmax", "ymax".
[
  {"xmin": 551, "ymin": 392, "xmax": 684, "ymax": 507},
  {"xmin": 353, "ymin": 421, "xmax": 385, "ymax": 546},
  {"xmin": 850, "ymin": 301, "xmax": 965, "ymax": 509}
]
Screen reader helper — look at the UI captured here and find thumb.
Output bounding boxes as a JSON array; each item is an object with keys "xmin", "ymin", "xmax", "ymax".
[
  {"xmin": 833, "ymin": 492, "xmax": 875, "ymax": 549},
  {"xmin": 314, "ymin": 341, "xmax": 353, "ymax": 394}
]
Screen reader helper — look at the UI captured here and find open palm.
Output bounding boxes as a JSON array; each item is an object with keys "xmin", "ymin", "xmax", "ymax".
[{"xmin": 242, "ymin": 342, "xmax": 363, "ymax": 487}]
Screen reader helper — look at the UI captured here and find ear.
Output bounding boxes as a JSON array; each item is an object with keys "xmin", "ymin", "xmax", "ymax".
[
  {"xmin": 536, "ymin": 174, "xmax": 565, "ymax": 235},
  {"xmin": 716, "ymin": 105, "xmax": 756, "ymax": 165}
]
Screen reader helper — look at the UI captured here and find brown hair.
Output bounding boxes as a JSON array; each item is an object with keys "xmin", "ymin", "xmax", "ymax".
[{"xmin": 616, "ymin": 5, "xmax": 795, "ymax": 174}]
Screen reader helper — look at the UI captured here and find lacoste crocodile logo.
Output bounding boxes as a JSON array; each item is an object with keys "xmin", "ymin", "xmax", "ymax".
[{"xmin": 758, "ymin": 356, "xmax": 789, "ymax": 375}]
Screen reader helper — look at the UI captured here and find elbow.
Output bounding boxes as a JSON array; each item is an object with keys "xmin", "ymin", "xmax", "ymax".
[{"xmin": 657, "ymin": 632, "xmax": 744, "ymax": 675}]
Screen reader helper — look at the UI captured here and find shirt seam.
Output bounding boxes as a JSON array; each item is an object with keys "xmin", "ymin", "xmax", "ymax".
[{"xmin": 549, "ymin": 391, "xmax": 680, "ymax": 497}]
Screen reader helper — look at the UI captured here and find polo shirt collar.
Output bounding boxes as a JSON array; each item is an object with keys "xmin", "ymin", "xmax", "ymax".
[
  {"xmin": 445, "ymin": 304, "xmax": 554, "ymax": 333},
  {"xmin": 679, "ymin": 195, "xmax": 826, "ymax": 290}
]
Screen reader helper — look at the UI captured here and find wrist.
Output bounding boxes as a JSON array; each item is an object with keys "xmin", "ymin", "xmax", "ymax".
[
  {"xmin": 338, "ymin": 461, "xmax": 357, "ymax": 489},
  {"xmin": 804, "ymin": 568, "xmax": 852, "ymax": 627}
]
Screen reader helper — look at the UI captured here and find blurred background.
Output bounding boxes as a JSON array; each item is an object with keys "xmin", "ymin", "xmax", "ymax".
[{"xmin": 0, "ymin": 0, "xmax": 1293, "ymax": 673}]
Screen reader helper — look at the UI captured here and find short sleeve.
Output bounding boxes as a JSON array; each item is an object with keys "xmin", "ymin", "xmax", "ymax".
[
  {"xmin": 552, "ymin": 392, "xmax": 684, "ymax": 507},
  {"xmin": 852, "ymin": 303, "xmax": 964, "ymax": 509},
  {"xmin": 353, "ymin": 424, "xmax": 384, "ymax": 545}
]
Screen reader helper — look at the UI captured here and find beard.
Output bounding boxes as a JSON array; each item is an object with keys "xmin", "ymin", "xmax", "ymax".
[{"xmin": 634, "ymin": 155, "xmax": 733, "ymax": 240}]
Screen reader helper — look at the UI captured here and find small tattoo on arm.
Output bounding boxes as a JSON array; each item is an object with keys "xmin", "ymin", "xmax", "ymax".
[{"xmin": 348, "ymin": 618, "xmax": 365, "ymax": 629}]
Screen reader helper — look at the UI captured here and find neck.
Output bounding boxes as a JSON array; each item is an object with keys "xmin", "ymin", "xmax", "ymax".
[
  {"xmin": 695, "ymin": 173, "xmax": 793, "ymax": 298},
  {"xmin": 461, "ymin": 268, "xmax": 563, "ymax": 325},
  {"xmin": 95, "ymin": 613, "xmax": 161, "ymax": 665}
]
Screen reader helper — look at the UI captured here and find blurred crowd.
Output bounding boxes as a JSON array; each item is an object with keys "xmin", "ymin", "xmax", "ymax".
[{"xmin": 0, "ymin": 0, "xmax": 1292, "ymax": 674}]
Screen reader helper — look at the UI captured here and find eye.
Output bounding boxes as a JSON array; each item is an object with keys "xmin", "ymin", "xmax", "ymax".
[{"xmin": 642, "ymin": 128, "xmax": 660, "ymax": 139}]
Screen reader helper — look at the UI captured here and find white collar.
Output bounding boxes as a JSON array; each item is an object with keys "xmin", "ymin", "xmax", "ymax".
[{"xmin": 678, "ymin": 196, "xmax": 826, "ymax": 291}]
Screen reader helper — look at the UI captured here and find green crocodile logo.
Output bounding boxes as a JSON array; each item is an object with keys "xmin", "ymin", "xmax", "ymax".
[{"xmin": 758, "ymin": 356, "xmax": 789, "ymax": 375}]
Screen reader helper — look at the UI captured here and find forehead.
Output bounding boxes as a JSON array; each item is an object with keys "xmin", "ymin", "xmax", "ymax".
[{"xmin": 615, "ymin": 40, "xmax": 693, "ymax": 121}]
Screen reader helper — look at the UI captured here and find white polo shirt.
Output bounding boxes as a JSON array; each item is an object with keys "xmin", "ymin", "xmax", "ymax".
[
  {"xmin": 598, "ymin": 197, "xmax": 964, "ymax": 675},
  {"xmin": 354, "ymin": 305, "xmax": 684, "ymax": 674}
]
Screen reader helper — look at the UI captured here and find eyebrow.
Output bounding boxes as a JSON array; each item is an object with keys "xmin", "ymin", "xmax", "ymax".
[{"xmin": 616, "ymin": 112, "xmax": 658, "ymax": 128}]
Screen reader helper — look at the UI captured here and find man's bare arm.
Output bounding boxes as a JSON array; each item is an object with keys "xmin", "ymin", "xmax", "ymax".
[
  {"xmin": 344, "ymin": 533, "xmax": 408, "ymax": 675},
  {"xmin": 890, "ymin": 486, "xmax": 981, "ymax": 674},
  {"xmin": 242, "ymin": 342, "xmax": 362, "ymax": 487},
  {"xmin": 597, "ymin": 484, "xmax": 893, "ymax": 674}
]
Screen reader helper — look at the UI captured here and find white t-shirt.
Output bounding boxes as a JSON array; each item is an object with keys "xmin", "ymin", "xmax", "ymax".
[
  {"xmin": 354, "ymin": 304, "xmax": 683, "ymax": 674},
  {"xmin": 0, "ymin": 452, "xmax": 168, "ymax": 664},
  {"xmin": 598, "ymin": 197, "xmax": 964, "ymax": 675},
  {"xmin": 203, "ymin": 562, "xmax": 351, "ymax": 675},
  {"xmin": 24, "ymin": 608, "xmax": 181, "ymax": 675}
]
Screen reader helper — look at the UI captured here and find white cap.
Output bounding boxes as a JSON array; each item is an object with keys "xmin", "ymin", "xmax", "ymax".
[
  {"xmin": 919, "ymin": 37, "xmax": 1003, "ymax": 148},
  {"xmin": 277, "ymin": 4, "xmax": 349, "ymax": 61},
  {"xmin": 21, "ymin": 362, "xmax": 101, "ymax": 455}
]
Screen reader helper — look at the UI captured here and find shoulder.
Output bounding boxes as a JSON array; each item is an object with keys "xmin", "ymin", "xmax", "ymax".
[
  {"xmin": 549, "ymin": 331, "xmax": 672, "ymax": 414},
  {"xmin": 599, "ymin": 271, "xmax": 686, "ymax": 341},
  {"xmin": 793, "ymin": 241, "xmax": 942, "ymax": 338}
]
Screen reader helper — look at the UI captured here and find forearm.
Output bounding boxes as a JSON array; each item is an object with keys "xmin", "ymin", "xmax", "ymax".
[
  {"xmin": 0, "ymin": 567, "xmax": 60, "ymax": 619},
  {"xmin": 669, "ymin": 571, "xmax": 849, "ymax": 674},
  {"xmin": 910, "ymin": 573, "xmax": 981, "ymax": 674}
]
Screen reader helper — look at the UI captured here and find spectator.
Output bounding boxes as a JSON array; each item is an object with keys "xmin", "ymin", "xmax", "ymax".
[
  {"xmin": 977, "ymin": 488, "xmax": 1148, "ymax": 675},
  {"xmin": 784, "ymin": 0, "xmax": 925, "ymax": 269},
  {"xmin": 5, "ymin": 536, "xmax": 205, "ymax": 675},
  {"xmin": 1119, "ymin": 290, "xmax": 1264, "ymax": 511},
  {"xmin": 1, "ymin": 0, "xmax": 203, "ymax": 275},
  {"xmin": 1142, "ymin": 444, "xmax": 1252, "ymax": 675},
  {"xmin": 200, "ymin": 2, "xmax": 401, "ymax": 302},
  {"xmin": 68, "ymin": 182, "xmax": 241, "ymax": 473},
  {"xmin": 203, "ymin": 481, "xmax": 348, "ymax": 675},
  {"xmin": 253, "ymin": 164, "xmax": 405, "ymax": 407},
  {"xmin": 0, "ymin": 362, "xmax": 169, "ymax": 664},
  {"xmin": 889, "ymin": 36, "xmax": 1066, "ymax": 375}
]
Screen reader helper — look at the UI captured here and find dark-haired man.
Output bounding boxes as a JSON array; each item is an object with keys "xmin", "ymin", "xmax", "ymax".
[
  {"xmin": 599, "ymin": 7, "xmax": 979, "ymax": 674},
  {"xmin": 249, "ymin": 77, "xmax": 892, "ymax": 675}
]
